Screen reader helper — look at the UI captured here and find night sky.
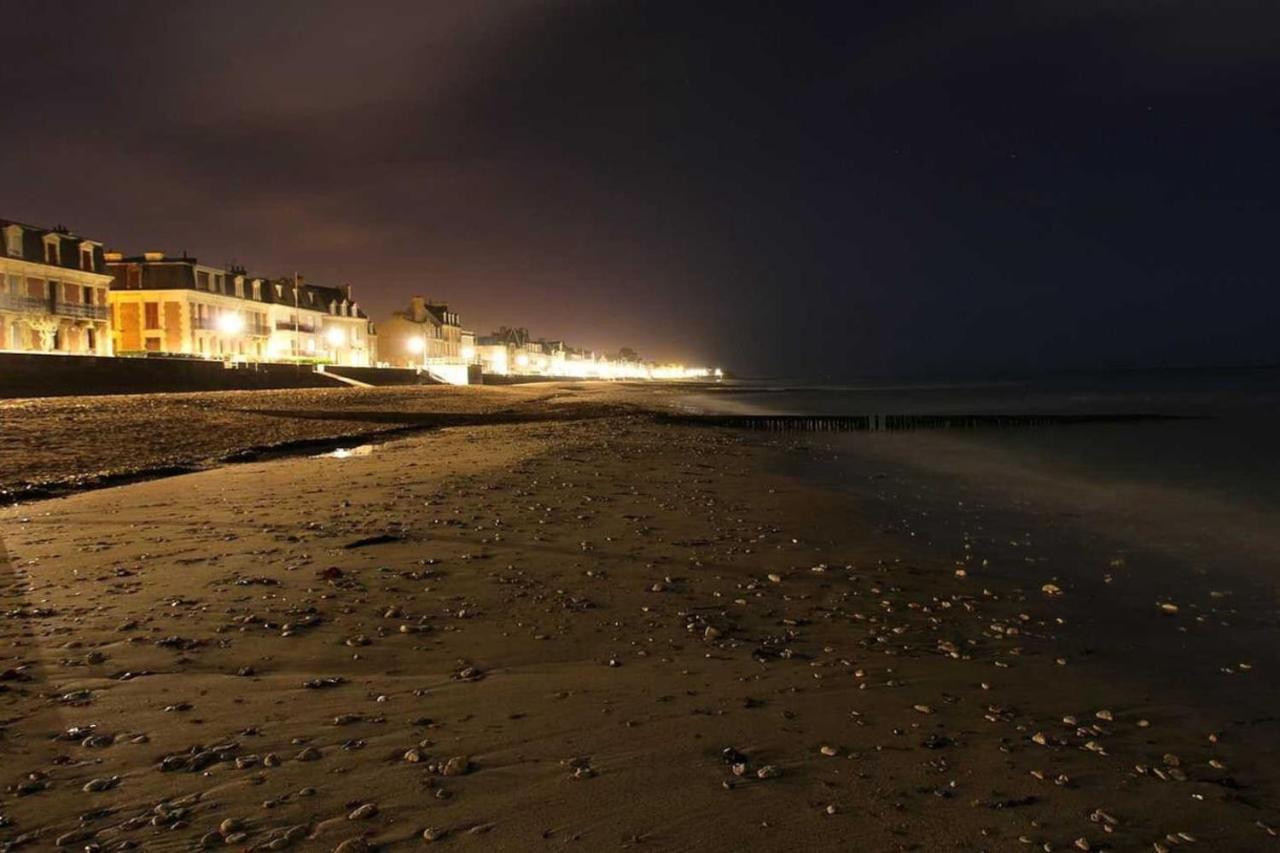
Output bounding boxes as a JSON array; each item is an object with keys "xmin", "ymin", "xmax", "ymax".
[{"xmin": 3, "ymin": 1, "xmax": 1278, "ymax": 378}]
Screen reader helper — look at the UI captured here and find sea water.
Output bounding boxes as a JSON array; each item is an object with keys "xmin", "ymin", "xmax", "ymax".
[{"xmin": 676, "ymin": 366, "xmax": 1280, "ymax": 513}]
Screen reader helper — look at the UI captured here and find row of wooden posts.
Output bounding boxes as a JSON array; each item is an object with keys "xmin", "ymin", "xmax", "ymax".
[{"xmin": 656, "ymin": 413, "xmax": 1174, "ymax": 432}]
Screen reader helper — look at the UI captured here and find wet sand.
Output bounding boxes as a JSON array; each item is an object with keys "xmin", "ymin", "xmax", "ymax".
[
  {"xmin": 2, "ymin": 386, "xmax": 1278, "ymax": 851},
  {"xmin": 0, "ymin": 383, "xmax": 677, "ymax": 500}
]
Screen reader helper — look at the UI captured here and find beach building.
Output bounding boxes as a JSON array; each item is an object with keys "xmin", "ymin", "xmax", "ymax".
[
  {"xmin": 379, "ymin": 297, "xmax": 466, "ymax": 382},
  {"xmin": 105, "ymin": 252, "xmax": 373, "ymax": 365},
  {"xmin": 0, "ymin": 218, "xmax": 113, "ymax": 355},
  {"xmin": 475, "ymin": 326, "xmax": 530, "ymax": 376},
  {"xmin": 461, "ymin": 329, "xmax": 477, "ymax": 364}
]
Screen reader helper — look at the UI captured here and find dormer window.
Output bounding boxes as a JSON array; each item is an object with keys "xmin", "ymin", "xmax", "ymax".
[
  {"xmin": 43, "ymin": 235, "xmax": 60, "ymax": 265},
  {"xmin": 79, "ymin": 242, "xmax": 96, "ymax": 271},
  {"xmin": 252, "ymin": 280, "xmax": 262, "ymax": 300},
  {"xmin": 5, "ymin": 225, "xmax": 23, "ymax": 257}
]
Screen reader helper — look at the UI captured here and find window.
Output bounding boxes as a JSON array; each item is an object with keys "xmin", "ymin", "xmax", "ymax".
[
  {"xmin": 44, "ymin": 240, "xmax": 60, "ymax": 265},
  {"xmin": 5, "ymin": 226, "xmax": 22, "ymax": 257},
  {"xmin": 6, "ymin": 275, "xmax": 19, "ymax": 295},
  {"xmin": 144, "ymin": 302, "xmax": 160, "ymax": 330},
  {"xmin": 214, "ymin": 274, "xmax": 224, "ymax": 293},
  {"xmin": 87, "ymin": 328, "xmax": 96, "ymax": 351},
  {"xmin": 252, "ymin": 281, "xmax": 262, "ymax": 300},
  {"xmin": 80, "ymin": 248, "xmax": 94, "ymax": 271},
  {"xmin": 127, "ymin": 266, "xmax": 141, "ymax": 288},
  {"xmin": 197, "ymin": 271, "xmax": 210, "ymax": 291},
  {"xmin": 234, "ymin": 278, "xmax": 244, "ymax": 298},
  {"xmin": 83, "ymin": 286, "xmax": 94, "ymax": 304}
]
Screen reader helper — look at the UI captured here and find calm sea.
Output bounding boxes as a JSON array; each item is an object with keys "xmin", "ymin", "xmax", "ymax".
[{"xmin": 675, "ymin": 366, "xmax": 1280, "ymax": 512}]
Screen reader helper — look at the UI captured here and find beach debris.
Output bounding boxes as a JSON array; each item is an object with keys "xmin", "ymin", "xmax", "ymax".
[
  {"xmin": 441, "ymin": 755, "xmax": 471, "ymax": 776},
  {"xmin": 81, "ymin": 776, "xmax": 119, "ymax": 793},
  {"xmin": 333, "ymin": 840, "xmax": 371, "ymax": 853}
]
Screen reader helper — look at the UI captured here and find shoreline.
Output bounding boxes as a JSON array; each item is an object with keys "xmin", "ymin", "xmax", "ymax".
[{"xmin": 2, "ymin": 388, "xmax": 1278, "ymax": 850}]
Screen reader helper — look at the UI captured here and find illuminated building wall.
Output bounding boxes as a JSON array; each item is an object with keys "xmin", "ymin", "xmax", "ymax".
[
  {"xmin": 379, "ymin": 297, "xmax": 463, "ymax": 370},
  {"xmin": 0, "ymin": 218, "xmax": 113, "ymax": 355},
  {"xmin": 105, "ymin": 252, "xmax": 372, "ymax": 365}
]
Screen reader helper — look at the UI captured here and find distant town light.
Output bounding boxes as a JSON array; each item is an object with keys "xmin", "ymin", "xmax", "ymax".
[
  {"xmin": 217, "ymin": 313, "xmax": 245, "ymax": 335},
  {"xmin": 326, "ymin": 327, "xmax": 346, "ymax": 347},
  {"xmin": 461, "ymin": 345, "xmax": 476, "ymax": 360},
  {"xmin": 515, "ymin": 353, "xmax": 530, "ymax": 367},
  {"xmin": 406, "ymin": 337, "xmax": 425, "ymax": 353}
]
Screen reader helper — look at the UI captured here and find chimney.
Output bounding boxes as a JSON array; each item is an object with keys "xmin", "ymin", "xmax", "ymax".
[{"xmin": 410, "ymin": 295, "xmax": 426, "ymax": 322}]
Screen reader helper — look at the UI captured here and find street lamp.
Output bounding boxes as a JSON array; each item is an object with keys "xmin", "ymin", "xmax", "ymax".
[
  {"xmin": 325, "ymin": 326, "xmax": 346, "ymax": 366},
  {"xmin": 217, "ymin": 313, "xmax": 244, "ymax": 335},
  {"xmin": 407, "ymin": 335, "xmax": 427, "ymax": 370}
]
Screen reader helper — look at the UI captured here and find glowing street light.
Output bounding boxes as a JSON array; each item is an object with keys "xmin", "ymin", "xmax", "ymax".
[
  {"xmin": 461, "ymin": 345, "xmax": 476, "ymax": 361},
  {"xmin": 217, "ymin": 313, "xmax": 245, "ymax": 335},
  {"xmin": 406, "ymin": 337, "xmax": 424, "ymax": 354},
  {"xmin": 326, "ymin": 327, "xmax": 346, "ymax": 348}
]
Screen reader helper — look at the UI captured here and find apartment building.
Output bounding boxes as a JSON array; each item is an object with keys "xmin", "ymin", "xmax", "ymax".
[
  {"xmin": 0, "ymin": 218, "xmax": 113, "ymax": 355},
  {"xmin": 105, "ymin": 252, "xmax": 374, "ymax": 365}
]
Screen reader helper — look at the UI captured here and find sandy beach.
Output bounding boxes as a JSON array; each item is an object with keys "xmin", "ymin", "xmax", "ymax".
[{"xmin": 2, "ymin": 383, "xmax": 1278, "ymax": 851}]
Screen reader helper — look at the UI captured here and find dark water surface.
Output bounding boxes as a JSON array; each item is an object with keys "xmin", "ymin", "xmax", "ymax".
[{"xmin": 678, "ymin": 366, "xmax": 1280, "ymax": 513}]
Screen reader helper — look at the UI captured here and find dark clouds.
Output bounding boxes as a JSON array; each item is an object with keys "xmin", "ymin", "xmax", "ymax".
[{"xmin": 2, "ymin": 1, "xmax": 1278, "ymax": 375}]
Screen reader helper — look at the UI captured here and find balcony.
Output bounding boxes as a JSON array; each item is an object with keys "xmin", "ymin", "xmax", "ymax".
[
  {"xmin": 275, "ymin": 320, "xmax": 316, "ymax": 333},
  {"xmin": 193, "ymin": 316, "xmax": 271, "ymax": 336},
  {"xmin": 54, "ymin": 301, "xmax": 109, "ymax": 321},
  {"xmin": 0, "ymin": 292, "xmax": 50, "ymax": 313}
]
